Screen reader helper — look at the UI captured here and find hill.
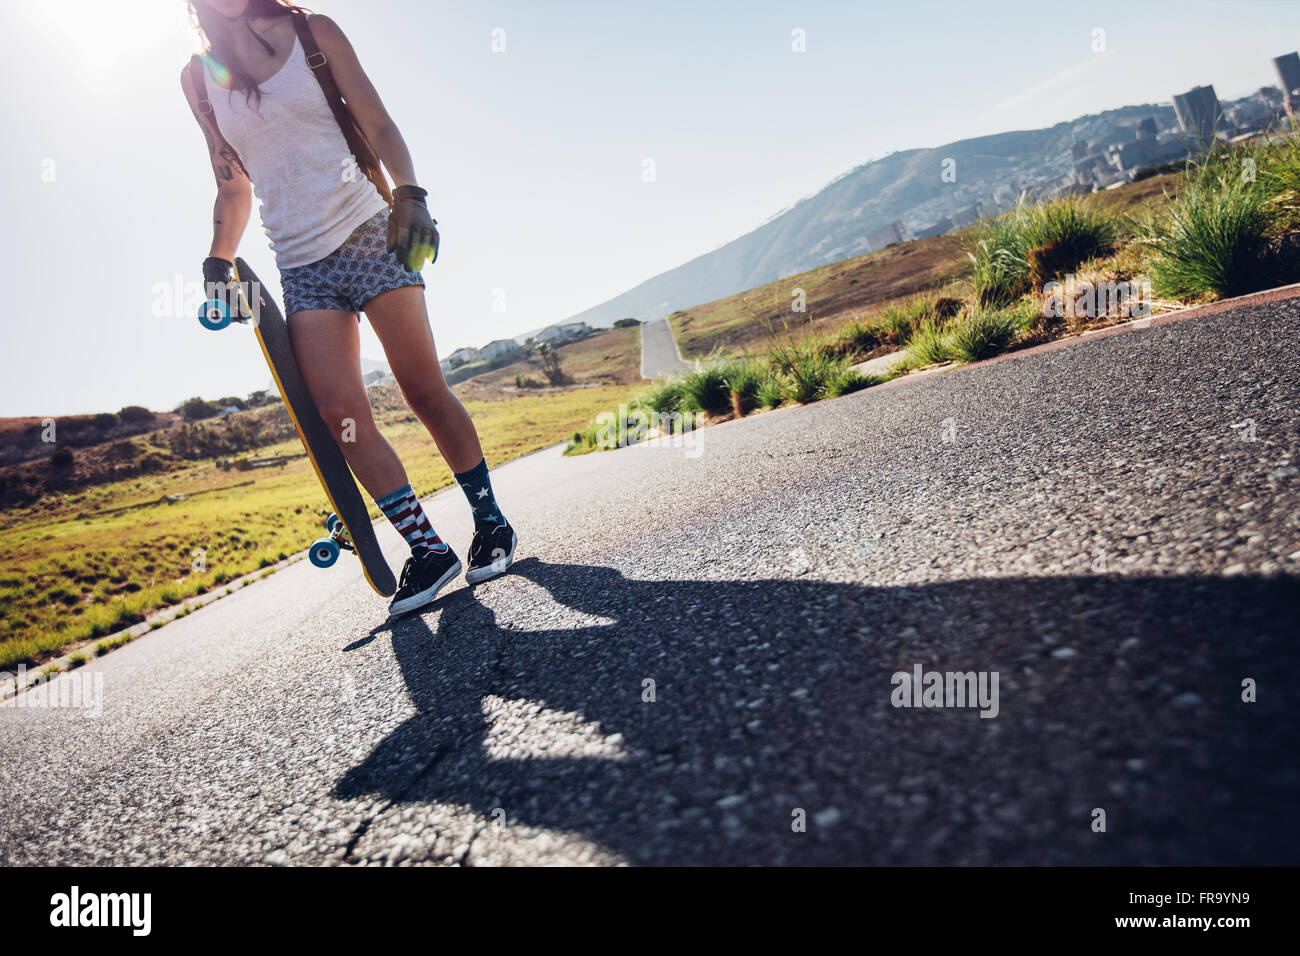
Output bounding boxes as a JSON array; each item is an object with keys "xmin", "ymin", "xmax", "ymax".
[{"xmin": 563, "ymin": 104, "xmax": 1178, "ymax": 329}]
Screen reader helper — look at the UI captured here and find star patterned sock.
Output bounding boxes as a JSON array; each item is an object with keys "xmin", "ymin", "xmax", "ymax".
[{"xmin": 453, "ymin": 457, "xmax": 505, "ymax": 530}]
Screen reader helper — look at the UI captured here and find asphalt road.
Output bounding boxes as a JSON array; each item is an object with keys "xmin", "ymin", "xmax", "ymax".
[
  {"xmin": 639, "ymin": 317, "xmax": 693, "ymax": 379},
  {"xmin": 2, "ymin": 299, "xmax": 1298, "ymax": 866}
]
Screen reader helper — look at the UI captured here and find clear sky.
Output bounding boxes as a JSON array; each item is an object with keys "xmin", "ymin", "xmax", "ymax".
[{"xmin": 2, "ymin": 0, "xmax": 1297, "ymax": 416}]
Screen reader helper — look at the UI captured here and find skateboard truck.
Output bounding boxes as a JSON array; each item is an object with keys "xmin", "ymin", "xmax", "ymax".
[
  {"xmin": 309, "ymin": 513, "xmax": 355, "ymax": 568},
  {"xmin": 197, "ymin": 282, "xmax": 257, "ymax": 331}
]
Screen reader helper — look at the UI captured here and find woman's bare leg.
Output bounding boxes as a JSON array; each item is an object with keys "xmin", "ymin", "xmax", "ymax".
[
  {"xmin": 362, "ymin": 286, "xmax": 484, "ymax": 473},
  {"xmin": 286, "ymin": 308, "xmax": 408, "ymax": 498}
]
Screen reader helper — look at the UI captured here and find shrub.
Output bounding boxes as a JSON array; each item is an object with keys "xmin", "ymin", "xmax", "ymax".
[
  {"xmin": 781, "ymin": 351, "xmax": 857, "ymax": 404},
  {"xmin": 535, "ymin": 344, "xmax": 571, "ymax": 386},
  {"xmin": 971, "ymin": 197, "xmax": 1117, "ymax": 305},
  {"xmin": 824, "ymin": 319, "xmax": 885, "ymax": 360},
  {"xmin": 946, "ymin": 308, "xmax": 1024, "ymax": 363},
  {"xmin": 91, "ymin": 412, "xmax": 118, "ymax": 431},
  {"xmin": 876, "ymin": 296, "xmax": 936, "ymax": 345},
  {"xmin": 118, "ymin": 405, "xmax": 155, "ymax": 424},
  {"xmin": 180, "ymin": 397, "xmax": 219, "ymax": 421},
  {"xmin": 679, "ymin": 365, "xmax": 733, "ymax": 415},
  {"xmin": 49, "ymin": 447, "xmax": 75, "ymax": 470},
  {"xmin": 1144, "ymin": 172, "xmax": 1274, "ymax": 299},
  {"xmin": 644, "ymin": 378, "xmax": 687, "ymax": 416},
  {"xmin": 756, "ymin": 377, "xmax": 785, "ymax": 409},
  {"xmin": 826, "ymin": 367, "xmax": 881, "ymax": 398},
  {"xmin": 721, "ymin": 361, "xmax": 771, "ymax": 417},
  {"xmin": 906, "ymin": 320, "xmax": 957, "ymax": 367},
  {"xmin": 613, "ymin": 318, "xmax": 641, "ymax": 328}
]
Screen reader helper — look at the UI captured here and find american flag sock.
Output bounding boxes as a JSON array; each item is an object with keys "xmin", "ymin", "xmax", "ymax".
[
  {"xmin": 375, "ymin": 482, "xmax": 446, "ymax": 552},
  {"xmin": 453, "ymin": 457, "xmax": 505, "ymax": 530}
]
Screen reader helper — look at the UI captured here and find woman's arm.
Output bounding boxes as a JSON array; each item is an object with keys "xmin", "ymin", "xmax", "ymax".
[
  {"xmin": 180, "ymin": 66, "xmax": 253, "ymax": 261},
  {"xmin": 307, "ymin": 15, "xmax": 420, "ymax": 189}
]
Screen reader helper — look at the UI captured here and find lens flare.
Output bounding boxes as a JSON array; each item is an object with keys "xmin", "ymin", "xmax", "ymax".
[{"xmin": 201, "ymin": 53, "xmax": 232, "ymax": 89}]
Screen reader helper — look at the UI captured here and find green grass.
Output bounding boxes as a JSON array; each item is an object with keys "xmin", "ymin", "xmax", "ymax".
[
  {"xmin": 1142, "ymin": 159, "xmax": 1277, "ymax": 299},
  {"xmin": 1, "ymin": 383, "xmax": 645, "ymax": 669},
  {"xmin": 971, "ymin": 197, "xmax": 1119, "ymax": 306},
  {"xmin": 905, "ymin": 319, "xmax": 958, "ymax": 367},
  {"xmin": 643, "ymin": 378, "xmax": 687, "ymax": 416},
  {"xmin": 721, "ymin": 360, "xmax": 775, "ymax": 415},
  {"xmin": 945, "ymin": 307, "xmax": 1031, "ymax": 362},
  {"xmin": 756, "ymin": 376, "xmax": 785, "ymax": 409},
  {"xmin": 678, "ymin": 363, "xmax": 733, "ymax": 416}
]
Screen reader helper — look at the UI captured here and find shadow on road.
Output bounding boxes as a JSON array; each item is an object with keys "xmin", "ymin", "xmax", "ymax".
[{"xmin": 336, "ymin": 559, "xmax": 1299, "ymax": 865}]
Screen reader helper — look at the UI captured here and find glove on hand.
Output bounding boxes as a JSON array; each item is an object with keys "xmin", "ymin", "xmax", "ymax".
[
  {"xmin": 202, "ymin": 256, "xmax": 233, "ymax": 298},
  {"xmin": 387, "ymin": 185, "xmax": 439, "ymax": 271}
]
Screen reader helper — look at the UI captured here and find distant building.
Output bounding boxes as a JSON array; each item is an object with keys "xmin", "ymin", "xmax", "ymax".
[
  {"xmin": 913, "ymin": 216, "xmax": 954, "ymax": 240},
  {"xmin": 1172, "ymin": 85, "xmax": 1222, "ymax": 146},
  {"xmin": 950, "ymin": 202, "xmax": 985, "ymax": 229},
  {"xmin": 534, "ymin": 321, "xmax": 592, "ymax": 345},
  {"xmin": 446, "ymin": 346, "xmax": 479, "ymax": 368},
  {"xmin": 1226, "ymin": 98, "xmax": 1273, "ymax": 133},
  {"xmin": 864, "ymin": 220, "xmax": 913, "ymax": 252},
  {"xmin": 1273, "ymin": 53, "xmax": 1300, "ymax": 108},
  {"xmin": 479, "ymin": 338, "xmax": 524, "ymax": 362}
]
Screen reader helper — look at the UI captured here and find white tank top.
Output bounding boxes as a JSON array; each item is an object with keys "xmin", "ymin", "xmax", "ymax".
[{"xmin": 207, "ymin": 31, "xmax": 388, "ymax": 269}]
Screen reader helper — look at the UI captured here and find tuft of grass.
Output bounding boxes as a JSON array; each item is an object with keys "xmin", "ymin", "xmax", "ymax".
[
  {"xmin": 721, "ymin": 360, "xmax": 775, "ymax": 417},
  {"xmin": 905, "ymin": 319, "xmax": 958, "ymax": 367},
  {"xmin": 643, "ymin": 378, "xmax": 687, "ymax": 416},
  {"xmin": 945, "ymin": 308, "xmax": 1026, "ymax": 363},
  {"xmin": 1142, "ymin": 166, "xmax": 1275, "ymax": 299},
  {"xmin": 778, "ymin": 348, "xmax": 862, "ymax": 404},
  {"xmin": 678, "ymin": 364, "xmax": 733, "ymax": 416},
  {"xmin": 756, "ymin": 377, "xmax": 785, "ymax": 409},
  {"xmin": 825, "ymin": 367, "xmax": 882, "ymax": 398},
  {"xmin": 971, "ymin": 197, "xmax": 1118, "ymax": 306},
  {"xmin": 66, "ymin": 652, "xmax": 88, "ymax": 669}
]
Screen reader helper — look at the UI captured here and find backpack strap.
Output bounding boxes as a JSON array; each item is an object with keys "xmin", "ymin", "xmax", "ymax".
[
  {"xmin": 187, "ymin": 55, "xmax": 213, "ymax": 117},
  {"xmin": 291, "ymin": 12, "xmax": 393, "ymax": 206},
  {"xmin": 187, "ymin": 55, "xmax": 249, "ymax": 180}
]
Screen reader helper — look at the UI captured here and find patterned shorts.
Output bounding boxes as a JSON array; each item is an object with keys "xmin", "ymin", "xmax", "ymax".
[{"xmin": 280, "ymin": 210, "xmax": 425, "ymax": 317}]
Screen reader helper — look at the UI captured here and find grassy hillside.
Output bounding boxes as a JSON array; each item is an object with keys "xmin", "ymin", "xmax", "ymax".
[
  {"xmin": 456, "ymin": 326, "xmax": 642, "ymax": 397},
  {"xmin": 669, "ymin": 172, "xmax": 1183, "ymax": 358},
  {"xmin": 0, "ymin": 381, "xmax": 641, "ymax": 669}
]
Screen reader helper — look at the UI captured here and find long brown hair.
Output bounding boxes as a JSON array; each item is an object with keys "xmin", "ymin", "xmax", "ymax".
[{"xmin": 187, "ymin": 0, "xmax": 313, "ymax": 107}]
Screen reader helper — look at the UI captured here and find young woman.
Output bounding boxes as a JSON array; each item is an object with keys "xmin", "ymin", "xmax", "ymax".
[{"xmin": 182, "ymin": 0, "xmax": 517, "ymax": 614}]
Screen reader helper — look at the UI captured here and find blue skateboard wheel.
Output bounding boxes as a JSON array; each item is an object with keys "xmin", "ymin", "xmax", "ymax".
[
  {"xmin": 198, "ymin": 298, "xmax": 231, "ymax": 331},
  {"xmin": 326, "ymin": 513, "xmax": 339, "ymax": 533},
  {"xmin": 309, "ymin": 537, "xmax": 340, "ymax": 568}
]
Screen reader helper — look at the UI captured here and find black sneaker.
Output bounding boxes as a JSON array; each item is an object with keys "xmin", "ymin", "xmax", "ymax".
[
  {"xmin": 465, "ymin": 521, "xmax": 518, "ymax": 584},
  {"xmin": 389, "ymin": 544, "xmax": 462, "ymax": 616}
]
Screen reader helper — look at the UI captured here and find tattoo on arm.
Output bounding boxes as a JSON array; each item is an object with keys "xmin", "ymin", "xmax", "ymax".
[{"xmin": 219, "ymin": 145, "xmax": 248, "ymax": 180}]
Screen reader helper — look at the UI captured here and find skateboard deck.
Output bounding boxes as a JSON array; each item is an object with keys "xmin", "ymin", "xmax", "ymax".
[{"xmin": 202, "ymin": 259, "xmax": 397, "ymax": 597}]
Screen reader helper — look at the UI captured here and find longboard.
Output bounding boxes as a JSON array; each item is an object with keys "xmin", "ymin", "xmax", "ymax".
[{"xmin": 198, "ymin": 259, "xmax": 398, "ymax": 597}]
